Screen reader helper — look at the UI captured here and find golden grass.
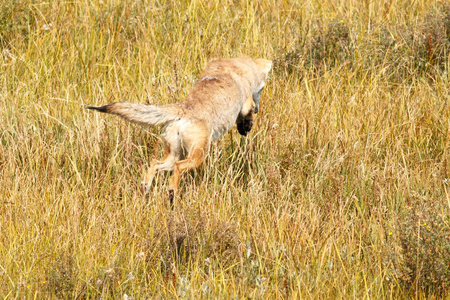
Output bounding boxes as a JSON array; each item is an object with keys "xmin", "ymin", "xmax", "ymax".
[{"xmin": 1, "ymin": 0, "xmax": 449, "ymax": 298}]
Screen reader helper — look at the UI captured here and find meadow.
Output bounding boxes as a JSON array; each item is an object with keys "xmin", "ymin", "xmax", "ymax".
[{"xmin": 1, "ymin": 0, "xmax": 449, "ymax": 298}]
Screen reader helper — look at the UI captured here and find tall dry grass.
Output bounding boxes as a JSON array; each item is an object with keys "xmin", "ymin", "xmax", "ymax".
[{"xmin": 1, "ymin": 0, "xmax": 449, "ymax": 298}]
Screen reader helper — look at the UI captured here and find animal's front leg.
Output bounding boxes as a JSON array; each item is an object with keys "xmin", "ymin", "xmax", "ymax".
[
  {"xmin": 236, "ymin": 95, "xmax": 255, "ymax": 136},
  {"xmin": 236, "ymin": 110, "xmax": 254, "ymax": 136}
]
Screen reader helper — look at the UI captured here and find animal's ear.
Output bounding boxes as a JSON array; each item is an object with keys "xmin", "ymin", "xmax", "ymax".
[{"xmin": 255, "ymin": 59, "xmax": 272, "ymax": 74}]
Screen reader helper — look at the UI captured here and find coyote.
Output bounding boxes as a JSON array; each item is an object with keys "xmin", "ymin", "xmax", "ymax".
[{"xmin": 88, "ymin": 58, "xmax": 272, "ymax": 203}]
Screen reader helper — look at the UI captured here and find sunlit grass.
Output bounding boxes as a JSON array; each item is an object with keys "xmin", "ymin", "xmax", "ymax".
[{"xmin": 1, "ymin": 0, "xmax": 449, "ymax": 298}]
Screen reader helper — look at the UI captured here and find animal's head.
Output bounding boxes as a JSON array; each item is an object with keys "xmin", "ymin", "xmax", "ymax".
[{"xmin": 252, "ymin": 59, "xmax": 272, "ymax": 113}]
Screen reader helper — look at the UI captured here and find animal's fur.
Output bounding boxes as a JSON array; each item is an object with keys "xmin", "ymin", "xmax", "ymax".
[{"xmin": 88, "ymin": 58, "xmax": 272, "ymax": 202}]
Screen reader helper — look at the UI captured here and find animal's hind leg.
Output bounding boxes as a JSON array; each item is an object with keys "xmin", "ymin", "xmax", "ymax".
[
  {"xmin": 141, "ymin": 142, "xmax": 175, "ymax": 194},
  {"xmin": 168, "ymin": 143, "xmax": 208, "ymax": 198},
  {"xmin": 165, "ymin": 122, "xmax": 210, "ymax": 205}
]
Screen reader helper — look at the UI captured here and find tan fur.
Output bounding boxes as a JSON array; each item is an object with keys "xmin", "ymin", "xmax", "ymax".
[
  {"xmin": 241, "ymin": 95, "xmax": 256, "ymax": 116},
  {"xmin": 87, "ymin": 58, "xmax": 272, "ymax": 201}
]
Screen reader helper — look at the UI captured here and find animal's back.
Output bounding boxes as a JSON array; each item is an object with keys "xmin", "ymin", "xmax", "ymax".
[
  {"xmin": 178, "ymin": 58, "xmax": 268, "ymax": 140},
  {"xmin": 182, "ymin": 73, "xmax": 246, "ymax": 140}
]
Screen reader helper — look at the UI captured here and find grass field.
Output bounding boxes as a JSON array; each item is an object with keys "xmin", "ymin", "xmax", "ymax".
[{"xmin": 1, "ymin": 0, "xmax": 450, "ymax": 298}]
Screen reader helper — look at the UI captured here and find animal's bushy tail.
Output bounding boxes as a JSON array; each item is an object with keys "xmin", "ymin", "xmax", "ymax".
[{"xmin": 87, "ymin": 101, "xmax": 183, "ymax": 127}]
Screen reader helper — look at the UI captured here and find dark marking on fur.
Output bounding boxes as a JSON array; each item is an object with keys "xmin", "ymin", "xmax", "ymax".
[
  {"xmin": 87, "ymin": 104, "xmax": 111, "ymax": 113},
  {"xmin": 236, "ymin": 113, "xmax": 253, "ymax": 136},
  {"xmin": 199, "ymin": 75, "xmax": 219, "ymax": 81},
  {"xmin": 168, "ymin": 189, "xmax": 174, "ymax": 207}
]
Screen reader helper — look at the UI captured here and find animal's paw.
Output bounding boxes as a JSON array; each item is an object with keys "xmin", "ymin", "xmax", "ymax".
[
  {"xmin": 168, "ymin": 189, "xmax": 175, "ymax": 207},
  {"xmin": 140, "ymin": 181, "xmax": 151, "ymax": 194}
]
